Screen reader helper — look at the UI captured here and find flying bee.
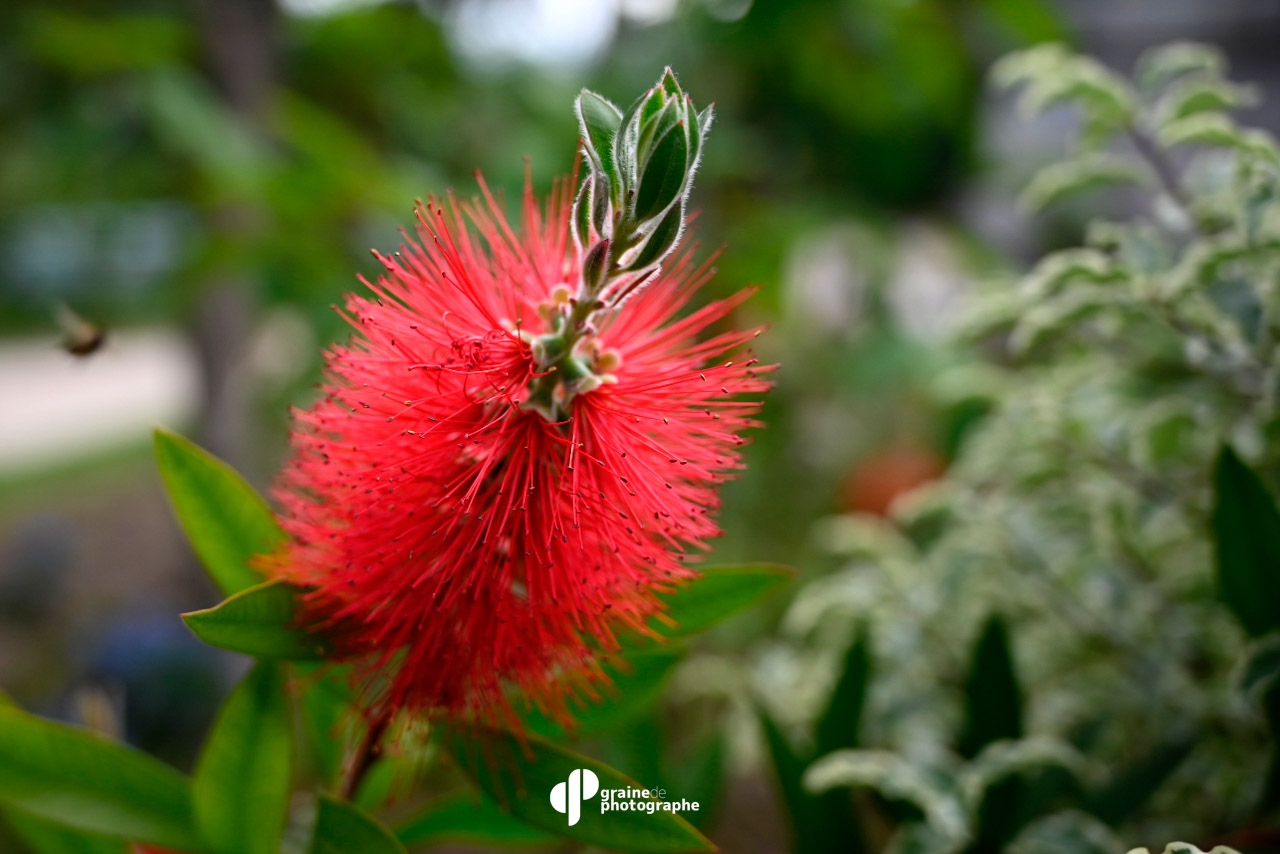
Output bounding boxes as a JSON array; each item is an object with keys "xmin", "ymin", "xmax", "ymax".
[{"xmin": 56, "ymin": 302, "xmax": 108, "ymax": 357}]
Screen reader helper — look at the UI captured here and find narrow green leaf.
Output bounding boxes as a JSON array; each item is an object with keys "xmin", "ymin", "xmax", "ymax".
[
  {"xmin": 0, "ymin": 705, "xmax": 202, "ymax": 850},
  {"xmin": 656, "ymin": 564, "xmax": 793, "ymax": 638},
  {"xmin": 626, "ymin": 201, "xmax": 684, "ymax": 273},
  {"xmin": 183, "ymin": 579, "xmax": 329, "ymax": 660},
  {"xmin": 4, "ymin": 809, "xmax": 127, "ymax": 854},
  {"xmin": 1212, "ymin": 446, "xmax": 1280, "ymax": 637},
  {"xmin": 659, "ymin": 67, "xmax": 681, "ymax": 98},
  {"xmin": 311, "ymin": 795, "xmax": 406, "ymax": 854},
  {"xmin": 638, "ymin": 87, "xmax": 666, "ymax": 130},
  {"xmin": 759, "ymin": 713, "xmax": 861, "ymax": 854},
  {"xmin": 815, "ymin": 627, "xmax": 870, "ymax": 756},
  {"xmin": 572, "ymin": 175, "xmax": 592, "ymax": 247},
  {"xmin": 154, "ymin": 428, "xmax": 284, "ymax": 597},
  {"xmin": 447, "ymin": 726, "xmax": 713, "ymax": 853},
  {"xmin": 396, "ymin": 792, "xmax": 557, "ymax": 848},
  {"xmin": 636, "ymin": 97, "xmax": 679, "ymax": 170},
  {"xmin": 524, "ymin": 647, "xmax": 685, "ymax": 740},
  {"xmin": 193, "ymin": 663, "xmax": 294, "ymax": 854},
  {"xmin": 958, "ymin": 616, "xmax": 1023, "ymax": 759},
  {"xmin": 635, "ymin": 122, "xmax": 688, "ymax": 222}
]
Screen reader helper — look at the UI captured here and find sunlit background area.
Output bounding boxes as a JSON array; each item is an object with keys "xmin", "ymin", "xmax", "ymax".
[{"xmin": 5, "ymin": 0, "xmax": 1280, "ymax": 851}]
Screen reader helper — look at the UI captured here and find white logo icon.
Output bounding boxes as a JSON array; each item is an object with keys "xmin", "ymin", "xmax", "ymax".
[{"xmin": 550, "ymin": 768, "xmax": 599, "ymax": 826}]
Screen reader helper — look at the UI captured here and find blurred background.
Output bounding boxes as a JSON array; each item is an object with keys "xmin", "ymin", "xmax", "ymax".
[{"xmin": 4, "ymin": 0, "xmax": 1280, "ymax": 851}]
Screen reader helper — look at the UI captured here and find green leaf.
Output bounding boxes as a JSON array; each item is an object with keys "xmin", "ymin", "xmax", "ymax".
[
  {"xmin": 1136, "ymin": 42, "xmax": 1226, "ymax": 92},
  {"xmin": 655, "ymin": 564, "xmax": 793, "ymax": 638},
  {"xmin": 635, "ymin": 122, "xmax": 689, "ymax": 222},
  {"xmin": 154, "ymin": 428, "xmax": 284, "ymax": 597},
  {"xmin": 1159, "ymin": 113, "xmax": 1251, "ymax": 150},
  {"xmin": 0, "ymin": 704, "xmax": 202, "ymax": 850},
  {"xmin": 524, "ymin": 648, "xmax": 685, "ymax": 741},
  {"xmin": 760, "ymin": 714, "xmax": 862, "ymax": 854},
  {"xmin": 804, "ymin": 750, "xmax": 967, "ymax": 843},
  {"xmin": 1212, "ymin": 446, "xmax": 1280, "ymax": 637},
  {"xmin": 572, "ymin": 176, "xmax": 592, "ymax": 247},
  {"xmin": 576, "ymin": 90, "xmax": 622, "ymax": 186},
  {"xmin": 4, "ymin": 809, "xmax": 127, "ymax": 854},
  {"xmin": 193, "ymin": 663, "xmax": 294, "ymax": 854},
  {"xmin": 815, "ymin": 627, "xmax": 870, "ymax": 756},
  {"xmin": 446, "ymin": 726, "xmax": 713, "ymax": 853},
  {"xmin": 625, "ymin": 200, "xmax": 684, "ymax": 273},
  {"xmin": 958, "ymin": 616, "xmax": 1023, "ymax": 759},
  {"xmin": 183, "ymin": 579, "xmax": 329, "ymax": 659},
  {"xmin": 311, "ymin": 795, "xmax": 407, "ymax": 854},
  {"xmin": 1158, "ymin": 78, "xmax": 1259, "ymax": 125},
  {"xmin": 396, "ymin": 792, "xmax": 557, "ymax": 848},
  {"xmin": 1019, "ymin": 154, "xmax": 1148, "ymax": 212}
]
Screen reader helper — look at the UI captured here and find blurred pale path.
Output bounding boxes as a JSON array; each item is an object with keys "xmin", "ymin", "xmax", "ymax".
[{"xmin": 0, "ymin": 330, "xmax": 198, "ymax": 475}]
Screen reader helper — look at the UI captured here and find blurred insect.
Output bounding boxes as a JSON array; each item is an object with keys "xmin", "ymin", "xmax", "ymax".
[{"xmin": 55, "ymin": 302, "xmax": 108, "ymax": 357}]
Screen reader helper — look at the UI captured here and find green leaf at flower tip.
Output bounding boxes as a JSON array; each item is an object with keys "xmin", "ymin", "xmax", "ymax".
[
  {"xmin": 1211, "ymin": 446, "xmax": 1280, "ymax": 637},
  {"xmin": 1018, "ymin": 154, "xmax": 1148, "ymax": 212},
  {"xmin": 655, "ymin": 564, "xmax": 794, "ymax": 638},
  {"xmin": 523, "ymin": 647, "xmax": 686, "ymax": 741},
  {"xmin": 572, "ymin": 176, "xmax": 592, "ymax": 248},
  {"xmin": 183, "ymin": 579, "xmax": 330, "ymax": 660},
  {"xmin": 659, "ymin": 67, "xmax": 681, "ymax": 99},
  {"xmin": 4, "ymin": 809, "xmax": 128, "ymax": 854},
  {"xmin": 310, "ymin": 795, "xmax": 407, "ymax": 854},
  {"xmin": 446, "ymin": 726, "xmax": 715, "ymax": 853},
  {"xmin": 636, "ymin": 97, "xmax": 681, "ymax": 171},
  {"xmin": 635, "ymin": 121, "xmax": 689, "ymax": 223},
  {"xmin": 193, "ymin": 663, "xmax": 294, "ymax": 854},
  {"xmin": 639, "ymin": 86, "xmax": 667, "ymax": 134},
  {"xmin": 576, "ymin": 90, "xmax": 622, "ymax": 186},
  {"xmin": 154, "ymin": 427, "xmax": 284, "ymax": 597},
  {"xmin": 624, "ymin": 200, "xmax": 684, "ymax": 273},
  {"xmin": 395, "ymin": 792, "xmax": 558, "ymax": 848},
  {"xmin": 0, "ymin": 704, "xmax": 202, "ymax": 851}
]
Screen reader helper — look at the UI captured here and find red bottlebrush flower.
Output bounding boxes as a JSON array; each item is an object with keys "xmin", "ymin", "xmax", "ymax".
[
  {"xmin": 267, "ymin": 174, "xmax": 770, "ymax": 726},
  {"xmin": 269, "ymin": 63, "xmax": 768, "ymax": 728}
]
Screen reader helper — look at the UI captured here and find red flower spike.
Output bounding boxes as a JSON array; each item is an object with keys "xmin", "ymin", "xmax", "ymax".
[{"xmin": 266, "ymin": 173, "xmax": 771, "ymax": 728}]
